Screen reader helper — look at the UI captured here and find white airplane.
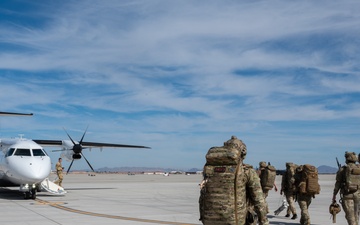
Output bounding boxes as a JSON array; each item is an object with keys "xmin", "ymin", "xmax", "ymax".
[{"xmin": 0, "ymin": 111, "xmax": 150, "ymax": 199}]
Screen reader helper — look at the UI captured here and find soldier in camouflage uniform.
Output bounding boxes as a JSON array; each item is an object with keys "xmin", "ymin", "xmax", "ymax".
[
  {"xmin": 280, "ymin": 162, "xmax": 297, "ymax": 220},
  {"xmin": 199, "ymin": 136, "xmax": 269, "ymax": 225},
  {"xmin": 257, "ymin": 161, "xmax": 278, "ymax": 214},
  {"xmin": 332, "ymin": 151, "xmax": 360, "ymax": 225},
  {"xmin": 294, "ymin": 165, "xmax": 314, "ymax": 225},
  {"xmin": 54, "ymin": 158, "xmax": 64, "ymax": 187}
]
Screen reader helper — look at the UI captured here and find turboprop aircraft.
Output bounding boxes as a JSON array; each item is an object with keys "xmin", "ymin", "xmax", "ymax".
[
  {"xmin": 33, "ymin": 127, "xmax": 151, "ymax": 174},
  {"xmin": 0, "ymin": 112, "xmax": 150, "ymax": 199}
]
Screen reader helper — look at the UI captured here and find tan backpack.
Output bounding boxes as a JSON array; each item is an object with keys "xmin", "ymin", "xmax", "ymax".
[
  {"xmin": 344, "ymin": 164, "xmax": 360, "ymax": 194},
  {"xmin": 297, "ymin": 164, "xmax": 320, "ymax": 195},
  {"xmin": 199, "ymin": 146, "xmax": 242, "ymax": 224},
  {"xmin": 260, "ymin": 164, "xmax": 277, "ymax": 191}
]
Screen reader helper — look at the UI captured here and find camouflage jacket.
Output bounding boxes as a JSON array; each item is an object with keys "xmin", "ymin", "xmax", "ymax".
[
  {"xmin": 55, "ymin": 162, "xmax": 63, "ymax": 173},
  {"xmin": 333, "ymin": 162, "xmax": 360, "ymax": 197},
  {"xmin": 200, "ymin": 163, "xmax": 269, "ymax": 225},
  {"xmin": 238, "ymin": 164, "xmax": 269, "ymax": 225},
  {"xmin": 281, "ymin": 168, "xmax": 296, "ymax": 194}
]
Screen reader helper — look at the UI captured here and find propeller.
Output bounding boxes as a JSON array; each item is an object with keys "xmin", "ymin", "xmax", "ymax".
[{"xmin": 64, "ymin": 126, "xmax": 95, "ymax": 174}]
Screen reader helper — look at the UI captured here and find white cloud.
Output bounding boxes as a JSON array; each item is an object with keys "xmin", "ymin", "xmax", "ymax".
[{"xmin": 0, "ymin": 0, "xmax": 360, "ymax": 169}]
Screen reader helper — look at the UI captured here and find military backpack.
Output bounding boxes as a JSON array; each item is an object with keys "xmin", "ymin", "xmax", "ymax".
[
  {"xmin": 199, "ymin": 146, "xmax": 242, "ymax": 224},
  {"xmin": 296, "ymin": 164, "xmax": 320, "ymax": 195},
  {"xmin": 344, "ymin": 164, "xmax": 360, "ymax": 194},
  {"xmin": 260, "ymin": 165, "xmax": 277, "ymax": 191}
]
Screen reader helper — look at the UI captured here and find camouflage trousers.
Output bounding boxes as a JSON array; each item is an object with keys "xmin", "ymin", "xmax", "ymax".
[
  {"xmin": 263, "ymin": 190, "xmax": 269, "ymax": 214},
  {"xmin": 297, "ymin": 194, "xmax": 312, "ymax": 225},
  {"xmin": 284, "ymin": 192, "xmax": 297, "ymax": 216},
  {"xmin": 54, "ymin": 172, "xmax": 63, "ymax": 187},
  {"xmin": 341, "ymin": 194, "xmax": 360, "ymax": 225}
]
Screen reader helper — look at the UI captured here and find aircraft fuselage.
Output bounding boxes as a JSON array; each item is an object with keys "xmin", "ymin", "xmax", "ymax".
[{"xmin": 0, "ymin": 138, "xmax": 51, "ymax": 198}]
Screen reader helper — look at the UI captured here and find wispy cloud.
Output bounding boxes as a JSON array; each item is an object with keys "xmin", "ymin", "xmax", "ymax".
[{"xmin": 0, "ymin": 0, "xmax": 359, "ymax": 170}]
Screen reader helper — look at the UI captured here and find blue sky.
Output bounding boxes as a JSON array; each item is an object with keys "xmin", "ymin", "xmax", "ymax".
[{"xmin": 0, "ymin": 0, "xmax": 359, "ymax": 171}]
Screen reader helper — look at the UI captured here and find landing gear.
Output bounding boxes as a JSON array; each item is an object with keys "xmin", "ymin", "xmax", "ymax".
[{"xmin": 23, "ymin": 187, "xmax": 37, "ymax": 199}]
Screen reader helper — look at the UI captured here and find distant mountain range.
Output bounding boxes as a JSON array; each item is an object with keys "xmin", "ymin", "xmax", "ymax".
[
  {"xmin": 94, "ymin": 165, "xmax": 338, "ymax": 174},
  {"xmin": 96, "ymin": 167, "xmax": 202, "ymax": 173},
  {"xmin": 317, "ymin": 165, "xmax": 338, "ymax": 174}
]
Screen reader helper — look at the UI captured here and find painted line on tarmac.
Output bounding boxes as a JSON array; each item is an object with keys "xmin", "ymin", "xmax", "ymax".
[{"xmin": 35, "ymin": 198, "xmax": 200, "ymax": 225}]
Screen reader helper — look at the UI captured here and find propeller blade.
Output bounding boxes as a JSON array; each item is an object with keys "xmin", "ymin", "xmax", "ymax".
[
  {"xmin": 51, "ymin": 149, "xmax": 65, "ymax": 152},
  {"xmin": 79, "ymin": 125, "xmax": 89, "ymax": 144},
  {"xmin": 0, "ymin": 111, "xmax": 33, "ymax": 116},
  {"xmin": 81, "ymin": 152, "xmax": 94, "ymax": 172},
  {"xmin": 63, "ymin": 127, "xmax": 76, "ymax": 145},
  {"xmin": 66, "ymin": 159, "xmax": 75, "ymax": 174}
]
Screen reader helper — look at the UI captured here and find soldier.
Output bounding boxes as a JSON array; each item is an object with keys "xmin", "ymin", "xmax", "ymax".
[
  {"xmin": 333, "ymin": 151, "xmax": 360, "ymax": 225},
  {"xmin": 54, "ymin": 158, "xmax": 64, "ymax": 187},
  {"xmin": 199, "ymin": 136, "xmax": 269, "ymax": 225},
  {"xmin": 294, "ymin": 164, "xmax": 320, "ymax": 225},
  {"xmin": 258, "ymin": 161, "xmax": 278, "ymax": 214},
  {"xmin": 280, "ymin": 162, "xmax": 298, "ymax": 220},
  {"xmin": 258, "ymin": 161, "xmax": 278, "ymax": 197}
]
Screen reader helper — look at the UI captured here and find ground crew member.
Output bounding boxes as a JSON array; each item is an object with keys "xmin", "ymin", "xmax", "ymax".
[
  {"xmin": 333, "ymin": 151, "xmax": 360, "ymax": 225},
  {"xmin": 280, "ymin": 162, "xmax": 297, "ymax": 220},
  {"xmin": 54, "ymin": 158, "xmax": 64, "ymax": 187}
]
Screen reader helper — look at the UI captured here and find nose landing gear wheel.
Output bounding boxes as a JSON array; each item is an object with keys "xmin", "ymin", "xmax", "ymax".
[{"xmin": 24, "ymin": 188, "xmax": 37, "ymax": 199}]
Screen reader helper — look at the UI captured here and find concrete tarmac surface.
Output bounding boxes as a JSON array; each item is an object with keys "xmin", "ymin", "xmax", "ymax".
[{"xmin": 0, "ymin": 173, "xmax": 348, "ymax": 225}]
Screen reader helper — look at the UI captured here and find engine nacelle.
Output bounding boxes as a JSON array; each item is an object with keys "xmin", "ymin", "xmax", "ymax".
[{"xmin": 72, "ymin": 154, "xmax": 81, "ymax": 160}]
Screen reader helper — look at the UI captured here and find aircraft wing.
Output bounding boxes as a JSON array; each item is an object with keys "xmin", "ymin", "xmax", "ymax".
[
  {"xmin": 33, "ymin": 140, "xmax": 151, "ymax": 149},
  {"xmin": 0, "ymin": 111, "xmax": 33, "ymax": 116}
]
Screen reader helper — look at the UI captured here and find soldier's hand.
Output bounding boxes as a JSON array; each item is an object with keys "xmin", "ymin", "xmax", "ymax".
[{"xmin": 332, "ymin": 195, "xmax": 336, "ymax": 202}]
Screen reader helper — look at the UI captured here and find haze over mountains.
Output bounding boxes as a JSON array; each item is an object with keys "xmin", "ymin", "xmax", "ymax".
[{"xmin": 89, "ymin": 165, "xmax": 338, "ymax": 174}]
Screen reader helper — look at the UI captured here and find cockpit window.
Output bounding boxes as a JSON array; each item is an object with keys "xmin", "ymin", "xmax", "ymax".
[
  {"xmin": 32, "ymin": 149, "xmax": 47, "ymax": 156},
  {"xmin": 14, "ymin": 148, "xmax": 31, "ymax": 156},
  {"xmin": 5, "ymin": 148, "xmax": 16, "ymax": 157}
]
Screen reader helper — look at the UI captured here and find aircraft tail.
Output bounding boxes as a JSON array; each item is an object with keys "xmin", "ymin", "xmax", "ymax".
[{"xmin": 40, "ymin": 178, "xmax": 67, "ymax": 195}]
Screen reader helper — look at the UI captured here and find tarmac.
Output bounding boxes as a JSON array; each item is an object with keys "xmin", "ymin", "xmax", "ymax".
[{"xmin": 0, "ymin": 173, "xmax": 348, "ymax": 225}]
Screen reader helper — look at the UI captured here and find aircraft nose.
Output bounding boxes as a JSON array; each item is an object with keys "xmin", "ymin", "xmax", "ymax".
[
  {"xmin": 25, "ymin": 158, "xmax": 51, "ymax": 181},
  {"xmin": 10, "ymin": 157, "xmax": 52, "ymax": 183}
]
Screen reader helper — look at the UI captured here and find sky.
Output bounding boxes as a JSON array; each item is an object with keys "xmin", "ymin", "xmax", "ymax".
[{"xmin": 0, "ymin": 0, "xmax": 359, "ymax": 171}]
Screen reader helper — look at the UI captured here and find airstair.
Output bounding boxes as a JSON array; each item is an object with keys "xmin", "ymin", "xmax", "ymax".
[{"xmin": 40, "ymin": 178, "xmax": 67, "ymax": 195}]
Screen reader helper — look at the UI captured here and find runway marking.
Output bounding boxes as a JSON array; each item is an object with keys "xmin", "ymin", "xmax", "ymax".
[{"xmin": 35, "ymin": 198, "xmax": 200, "ymax": 225}]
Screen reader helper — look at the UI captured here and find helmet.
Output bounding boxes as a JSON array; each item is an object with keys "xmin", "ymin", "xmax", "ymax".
[
  {"xmin": 259, "ymin": 161, "xmax": 267, "ymax": 168},
  {"xmin": 224, "ymin": 135, "xmax": 247, "ymax": 158},
  {"xmin": 329, "ymin": 201, "xmax": 341, "ymax": 223},
  {"xmin": 345, "ymin": 151, "xmax": 358, "ymax": 163}
]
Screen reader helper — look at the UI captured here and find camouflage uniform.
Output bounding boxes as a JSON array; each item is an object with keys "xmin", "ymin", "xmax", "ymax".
[
  {"xmin": 257, "ymin": 161, "xmax": 273, "ymax": 214},
  {"xmin": 333, "ymin": 152, "xmax": 360, "ymax": 225},
  {"xmin": 236, "ymin": 163, "xmax": 268, "ymax": 225},
  {"xmin": 54, "ymin": 158, "xmax": 63, "ymax": 187},
  {"xmin": 297, "ymin": 194, "xmax": 312, "ymax": 225},
  {"xmin": 258, "ymin": 162, "xmax": 269, "ymax": 197},
  {"xmin": 199, "ymin": 136, "xmax": 269, "ymax": 225},
  {"xmin": 294, "ymin": 165, "xmax": 313, "ymax": 225},
  {"xmin": 280, "ymin": 162, "xmax": 297, "ymax": 219}
]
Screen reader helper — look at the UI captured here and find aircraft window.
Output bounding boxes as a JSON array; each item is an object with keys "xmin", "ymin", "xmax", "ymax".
[
  {"xmin": 14, "ymin": 148, "xmax": 31, "ymax": 156},
  {"xmin": 32, "ymin": 149, "xmax": 47, "ymax": 156},
  {"xmin": 5, "ymin": 148, "xmax": 16, "ymax": 157}
]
